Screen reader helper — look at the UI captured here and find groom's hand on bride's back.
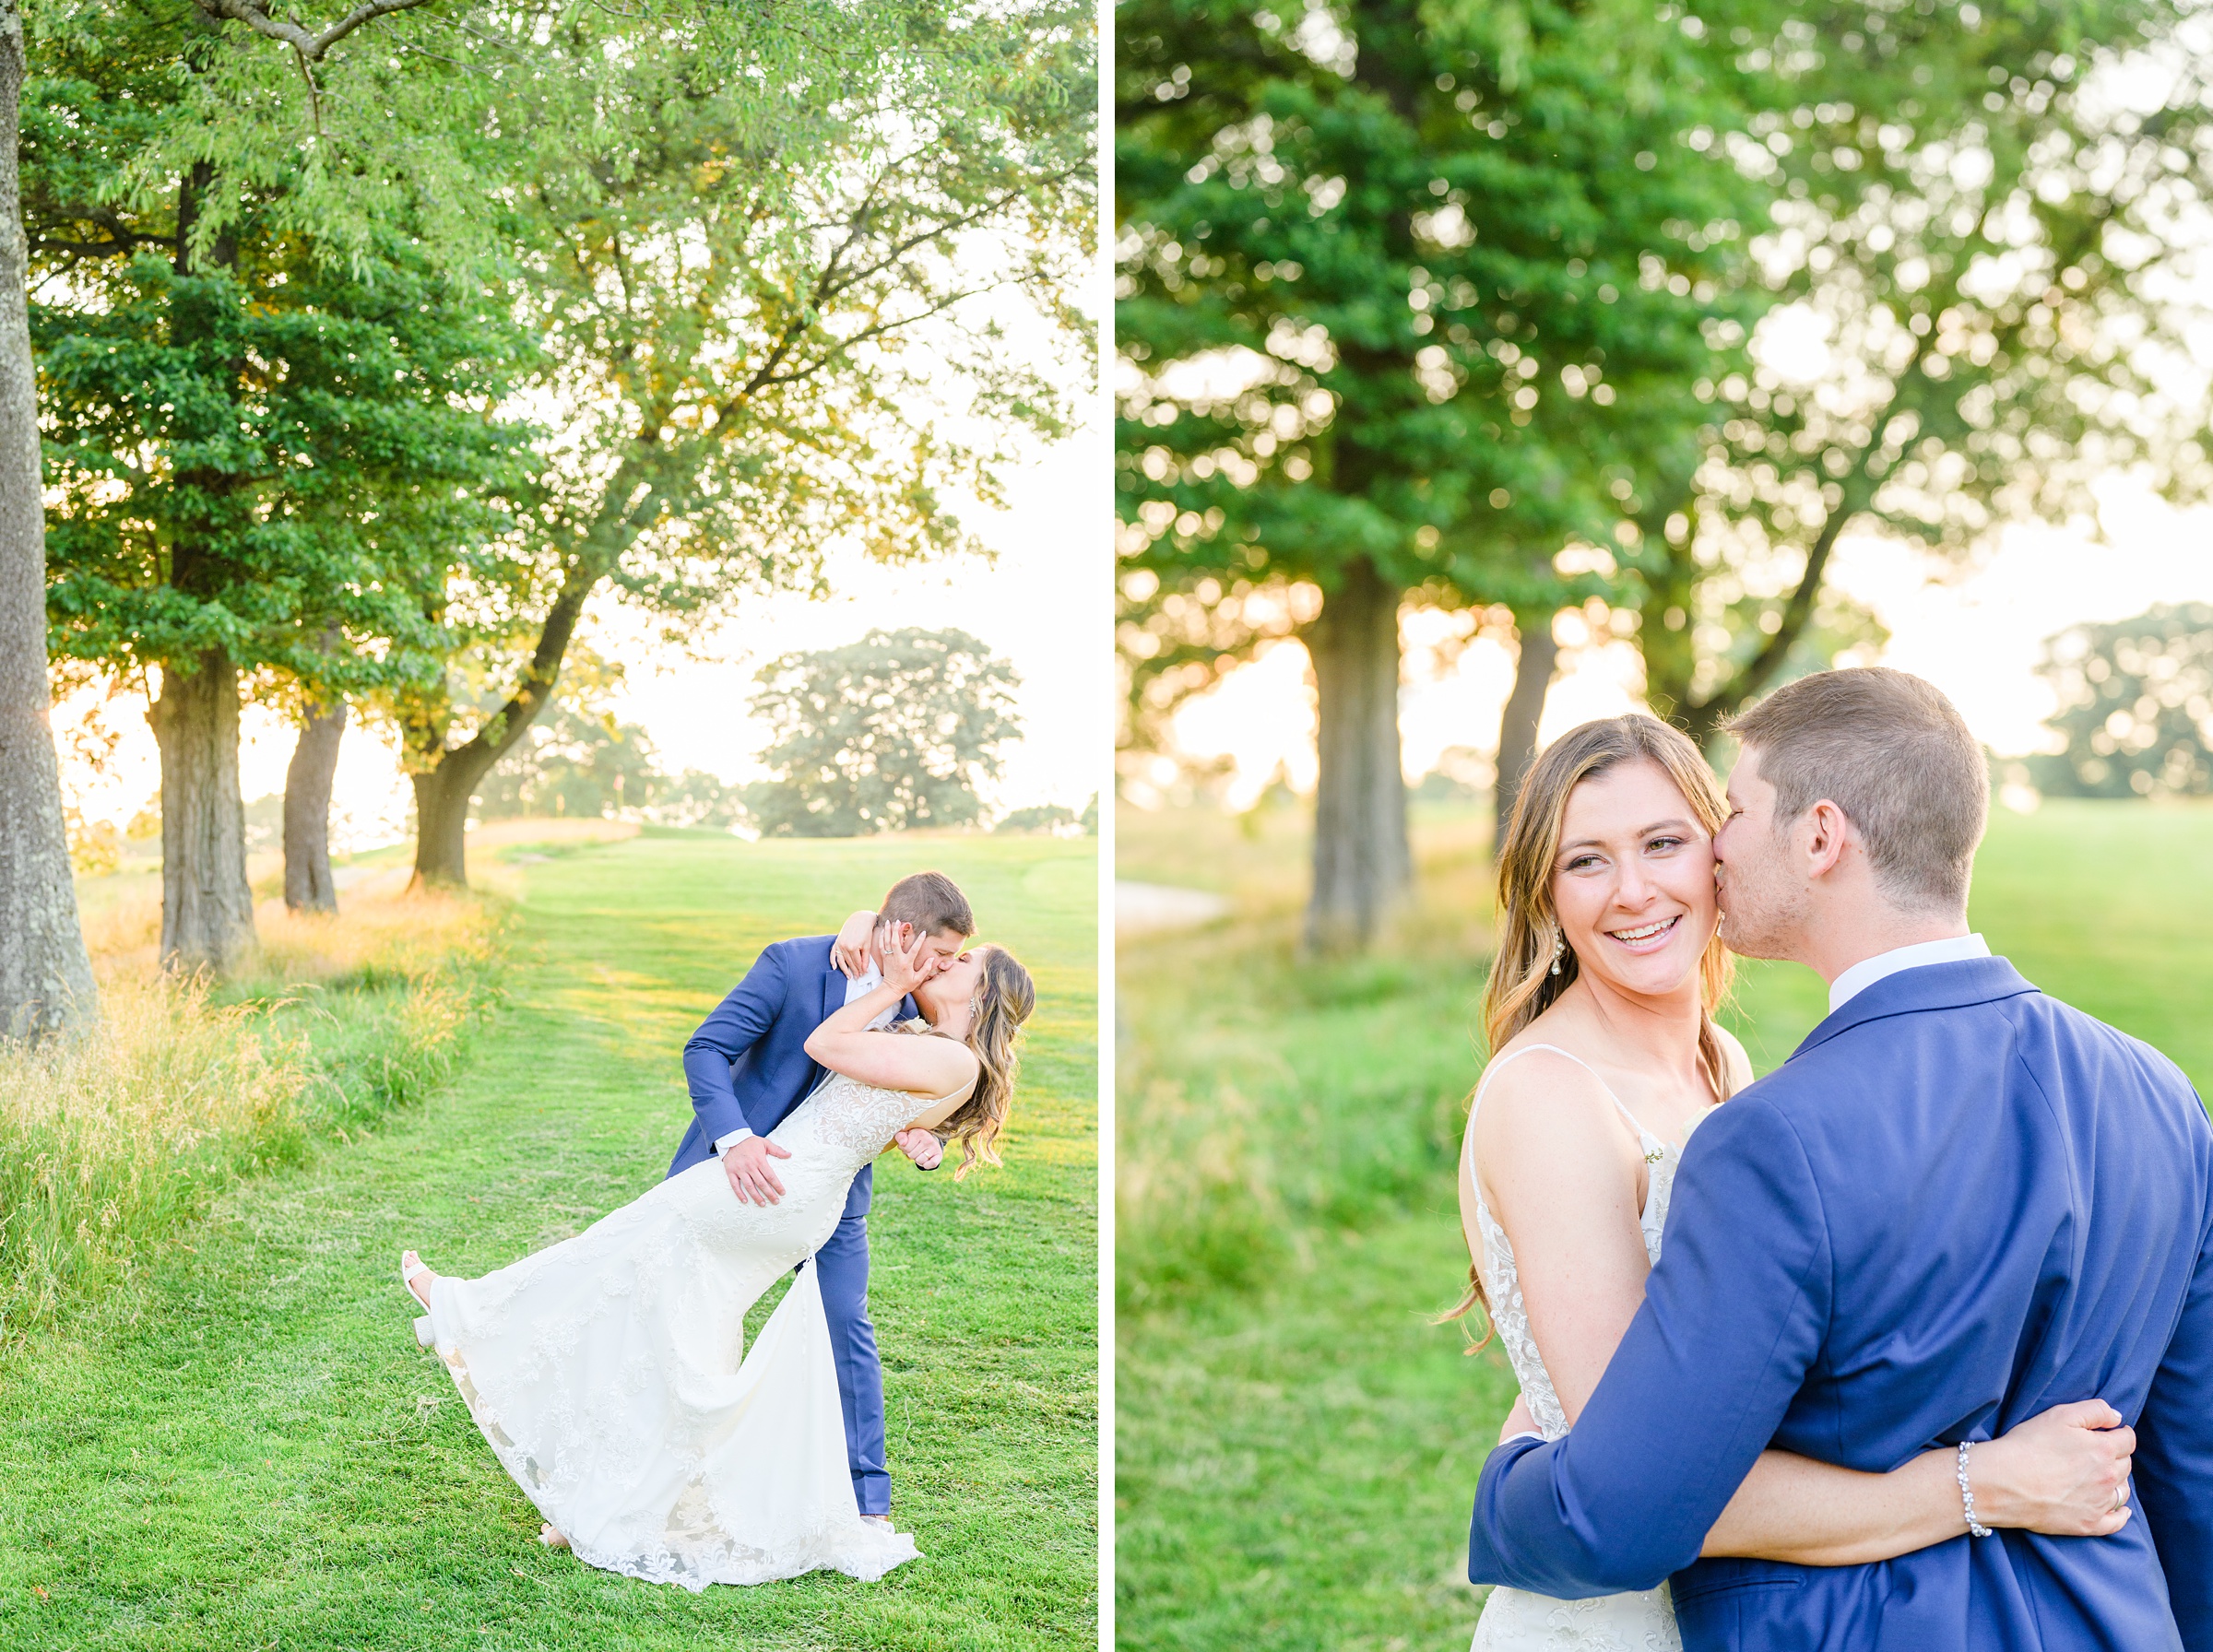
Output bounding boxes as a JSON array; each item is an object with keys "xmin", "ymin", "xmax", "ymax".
[{"xmin": 723, "ymin": 1136, "xmax": 792, "ymax": 1206}]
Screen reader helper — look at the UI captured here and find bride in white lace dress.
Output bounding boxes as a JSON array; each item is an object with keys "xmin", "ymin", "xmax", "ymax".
[
  {"xmin": 1454, "ymin": 716, "xmax": 2142, "ymax": 1651},
  {"xmin": 398, "ymin": 928, "xmax": 1033, "ymax": 1591}
]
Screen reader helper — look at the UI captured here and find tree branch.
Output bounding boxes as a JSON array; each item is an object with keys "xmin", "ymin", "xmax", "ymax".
[
  {"xmin": 191, "ymin": 0, "xmax": 440, "ymax": 63},
  {"xmin": 30, "ymin": 204, "xmax": 177, "ymax": 261},
  {"xmin": 1686, "ymin": 331, "xmax": 1932, "ymax": 733},
  {"xmin": 741, "ymin": 284, "xmax": 999, "ymax": 397}
]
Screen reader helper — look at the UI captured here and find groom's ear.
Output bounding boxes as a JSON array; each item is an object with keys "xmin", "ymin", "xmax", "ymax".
[{"xmin": 1800, "ymin": 798, "xmax": 1856, "ymax": 879}]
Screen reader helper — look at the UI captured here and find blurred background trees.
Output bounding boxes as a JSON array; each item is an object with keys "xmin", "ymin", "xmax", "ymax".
[
  {"xmin": 1118, "ymin": 0, "xmax": 1758, "ymax": 946},
  {"xmin": 1632, "ymin": 0, "xmax": 2212, "ymax": 740},
  {"xmin": 745, "ymin": 628, "xmax": 1024, "ymax": 837},
  {"xmin": 2025, "ymin": 604, "xmax": 2213, "ymax": 798},
  {"xmin": 1117, "ymin": 0, "xmax": 2213, "ymax": 948}
]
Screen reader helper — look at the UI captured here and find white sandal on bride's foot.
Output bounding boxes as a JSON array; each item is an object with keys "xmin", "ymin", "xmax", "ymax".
[
  {"xmin": 400, "ymin": 1250, "xmax": 437, "ymax": 1350},
  {"xmin": 539, "ymin": 1524, "xmax": 571, "ymax": 1550}
]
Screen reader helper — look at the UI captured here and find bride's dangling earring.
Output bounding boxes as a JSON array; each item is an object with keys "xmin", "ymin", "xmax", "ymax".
[{"xmin": 1550, "ymin": 928, "xmax": 1565, "ymax": 977}]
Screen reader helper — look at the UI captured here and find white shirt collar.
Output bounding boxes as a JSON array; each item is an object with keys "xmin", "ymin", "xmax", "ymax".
[
  {"xmin": 1828, "ymin": 933, "xmax": 1991, "ymax": 1014},
  {"xmin": 847, "ymin": 960, "xmax": 905, "ymax": 1031}
]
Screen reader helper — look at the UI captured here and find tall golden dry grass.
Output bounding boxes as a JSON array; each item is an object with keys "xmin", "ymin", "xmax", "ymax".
[{"xmin": 0, "ymin": 877, "xmax": 502, "ymax": 1338}]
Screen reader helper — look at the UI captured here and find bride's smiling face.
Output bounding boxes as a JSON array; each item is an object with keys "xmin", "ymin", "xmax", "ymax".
[{"xmin": 1551, "ymin": 758, "xmax": 1720, "ymax": 1000}]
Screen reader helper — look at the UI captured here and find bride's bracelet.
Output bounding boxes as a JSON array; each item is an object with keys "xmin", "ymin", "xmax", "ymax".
[{"xmin": 1957, "ymin": 1442, "xmax": 1994, "ymax": 1538}]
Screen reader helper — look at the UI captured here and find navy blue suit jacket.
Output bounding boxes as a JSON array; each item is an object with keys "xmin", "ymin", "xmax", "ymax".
[
  {"xmin": 670, "ymin": 935, "xmax": 917, "ymax": 1220},
  {"xmin": 1467, "ymin": 958, "xmax": 2213, "ymax": 1652}
]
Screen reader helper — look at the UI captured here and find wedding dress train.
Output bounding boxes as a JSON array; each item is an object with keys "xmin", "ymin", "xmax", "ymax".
[
  {"xmin": 419, "ymin": 1071, "xmax": 955, "ymax": 1590},
  {"xmin": 1465, "ymin": 1044, "xmax": 1686, "ymax": 1652}
]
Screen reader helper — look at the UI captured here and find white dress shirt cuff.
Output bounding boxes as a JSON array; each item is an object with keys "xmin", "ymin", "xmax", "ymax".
[{"xmin": 713, "ymin": 1127, "xmax": 755, "ymax": 1156}]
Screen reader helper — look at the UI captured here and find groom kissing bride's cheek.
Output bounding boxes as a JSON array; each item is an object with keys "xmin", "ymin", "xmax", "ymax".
[
  {"xmin": 1458, "ymin": 667, "xmax": 2210, "ymax": 1652},
  {"xmin": 398, "ymin": 870, "xmax": 1035, "ymax": 1589}
]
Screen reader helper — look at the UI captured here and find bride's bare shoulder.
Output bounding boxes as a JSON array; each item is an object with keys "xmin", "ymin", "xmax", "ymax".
[{"xmin": 1471, "ymin": 1034, "xmax": 1628, "ymax": 1159}]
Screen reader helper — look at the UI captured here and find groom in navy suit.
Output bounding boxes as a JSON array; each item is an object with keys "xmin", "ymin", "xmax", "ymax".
[
  {"xmin": 1467, "ymin": 668, "xmax": 2213, "ymax": 1650},
  {"xmin": 669, "ymin": 870, "xmax": 975, "ymax": 1520}
]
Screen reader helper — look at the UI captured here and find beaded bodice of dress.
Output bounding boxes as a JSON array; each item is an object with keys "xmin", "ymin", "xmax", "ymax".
[
  {"xmin": 754, "ymin": 1070, "xmax": 966, "ymax": 1254},
  {"xmin": 781, "ymin": 1071, "xmax": 956, "ymax": 1174},
  {"xmin": 1464, "ymin": 1044, "xmax": 1683, "ymax": 1442}
]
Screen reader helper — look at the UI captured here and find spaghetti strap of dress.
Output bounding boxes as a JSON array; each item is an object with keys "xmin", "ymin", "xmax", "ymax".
[{"xmin": 1466, "ymin": 1042, "xmax": 1667, "ymax": 1158}]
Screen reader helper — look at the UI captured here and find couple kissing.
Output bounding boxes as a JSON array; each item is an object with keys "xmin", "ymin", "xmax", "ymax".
[{"xmin": 401, "ymin": 871, "xmax": 1035, "ymax": 1590}]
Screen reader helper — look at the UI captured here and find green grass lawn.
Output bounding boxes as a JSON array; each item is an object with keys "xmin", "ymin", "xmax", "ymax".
[
  {"xmin": 1114, "ymin": 798, "xmax": 2213, "ymax": 1652},
  {"xmin": 0, "ymin": 832, "xmax": 1097, "ymax": 1651}
]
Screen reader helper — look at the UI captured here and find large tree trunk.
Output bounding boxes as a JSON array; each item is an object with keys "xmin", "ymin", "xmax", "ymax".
[
  {"xmin": 282, "ymin": 698, "xmax": 345, "ymax": 913},
  {"xmin": 408, "ymin": 760, "xmax": 484, "ymax": 889},
  {"xmin": 1304, "ymin": 557, "xmax": 1410, "ymax": 951},
  {"xmin": 1493, "ymin": 608, "xmax": 1561, "ymax": 852},
  {"xmin": 0, "ymin": 4, "xmax": 97, "ymax": 1039},
  {"xmin": 149, "ymin": 649, "xmax": 256, "ymax": 972},
  {"xmin": 407, "ymin": 554, "xmax": 600, "ymax": 891},
  {"xmin": 149, "ymin": 165, "xmax": 254, "ymax": 972}
]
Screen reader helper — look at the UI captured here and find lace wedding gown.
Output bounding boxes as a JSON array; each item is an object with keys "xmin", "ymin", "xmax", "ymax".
[
  {"xmin": 1464, "ymin": 1044, "xmax": 1686, "ymax": 1652},
  {"xmin": 418, "ymin": 1071, "xmax": 957, "ymax": 1590}
]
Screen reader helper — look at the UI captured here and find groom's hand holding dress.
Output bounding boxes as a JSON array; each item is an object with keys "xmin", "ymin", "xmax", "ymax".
[{"xmin": 722, "ymin": 1135, "xmax": 794, "ymax": 1206}]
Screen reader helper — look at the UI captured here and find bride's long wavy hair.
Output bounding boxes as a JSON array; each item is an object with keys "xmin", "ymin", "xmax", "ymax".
[
  {"xmin": 1442, "ymin": 714, "xmax": 1736, "ymax": 1350},
  {"xmin": 919, "ymin": 945, "xmax": 1035, "ymax": 1178}
]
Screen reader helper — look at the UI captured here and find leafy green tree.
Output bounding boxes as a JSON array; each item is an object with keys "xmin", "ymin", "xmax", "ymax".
[
  {"xmin": 1118, "ymin": 0, "xmax": 1764, "ymax": 946},
  {"xmin": 1620, "ymin": 0, "xmax": 2211, "ymax": 738},
  {"xmin": 2029, "ymin": 604, "xmax": 2213, "ymax": 798},
  {"xmin": 2, "ymin": 0, "xmax": 458, "ymax": 1017},
  {"xmin": 394, "ymin": 0, "xmax": 1094, "ymax": 888},
  {"xmin": 747, "ymin": 628, "xmax": 1022, "ymax": 837},
  {"xmin": 32, "ymin": 218, "xmax": 529, "ymax": 969}
]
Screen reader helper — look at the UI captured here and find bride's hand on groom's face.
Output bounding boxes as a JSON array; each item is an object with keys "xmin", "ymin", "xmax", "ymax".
[
  {"xmin": 877, "ymin": 925, "xmax": 945, "ymax": 997},
  {"xmin": 1971, "ymin": 1398, "xmax": 2136, "ymax": 1537},
  {"xmin": 833, "ymin": 910, "xmax": 879, "ymax": 978}
]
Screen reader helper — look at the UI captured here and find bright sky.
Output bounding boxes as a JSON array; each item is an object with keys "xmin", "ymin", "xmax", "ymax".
[{"xmin": 1152, "ymin": 477, "xmax": 2213, "ymax": 812}]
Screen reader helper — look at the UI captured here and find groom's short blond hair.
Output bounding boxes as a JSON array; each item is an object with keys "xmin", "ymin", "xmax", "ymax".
[
  {"xmin": 880, "ymin": 871, "xmax": 974, "ymax": 938},
  {"xmin": 1727, "ymin": 667, "xmax": 1987, "ymax": 914}
]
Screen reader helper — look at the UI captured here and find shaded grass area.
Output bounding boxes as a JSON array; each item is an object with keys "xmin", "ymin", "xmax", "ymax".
[
  {"xmin": 1115, "ymin": 799, "xmax": 2213, "ymax": 1651},
  {"xmin": 0, "ymin": 834, "xmax": 1097, "ymax": 1650}
]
